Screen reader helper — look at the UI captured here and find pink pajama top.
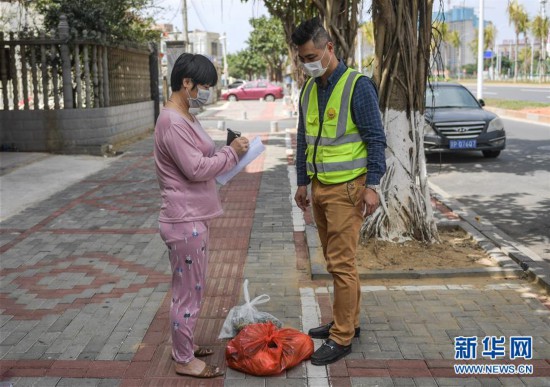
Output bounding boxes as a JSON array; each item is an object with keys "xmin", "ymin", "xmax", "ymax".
[{"xmin": 153, "ymin": 107, "xmax": 239, "ymax": 223}]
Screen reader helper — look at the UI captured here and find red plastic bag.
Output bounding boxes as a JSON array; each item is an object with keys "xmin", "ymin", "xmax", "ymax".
[{"xmin": 225, "ymin": 322, "xmax": 314, "ymax": 376}]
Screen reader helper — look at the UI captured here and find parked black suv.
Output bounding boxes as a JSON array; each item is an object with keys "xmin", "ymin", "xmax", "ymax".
[{"xmin": 424, "ymin": 83, "xmax": 506, "ymax": 158}]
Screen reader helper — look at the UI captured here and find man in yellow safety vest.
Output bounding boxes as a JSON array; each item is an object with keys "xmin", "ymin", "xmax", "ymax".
[{"xmin": 292, "ymin": 17, "xmax": 387, "ymax": 366}]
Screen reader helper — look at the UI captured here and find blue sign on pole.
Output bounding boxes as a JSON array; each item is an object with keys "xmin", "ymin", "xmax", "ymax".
[{"xmin": 484, "ymin": 50, "xmax": 494, "ymax": 59}]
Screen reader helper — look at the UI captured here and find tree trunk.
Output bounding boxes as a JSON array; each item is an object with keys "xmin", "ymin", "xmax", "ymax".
[
  {"xmin": 316, "ymin": 0, "xmax": 359, "ymax": 65},
  {"xmin": 363, "ymin": 0, "xmax": 439, "ymax": 243},
  {"xmin": 256, "ymin": 0, "xmax": 439, "ymax": 243},
  {"xmin": 260, "ymin": 1, "xmax": 361, "ymax": 82}
]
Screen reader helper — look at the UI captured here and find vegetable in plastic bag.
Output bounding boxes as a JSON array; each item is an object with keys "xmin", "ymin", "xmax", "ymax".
[{"xmin": 218, "ymin": 279, "xmax": 282, "ymax": 339}]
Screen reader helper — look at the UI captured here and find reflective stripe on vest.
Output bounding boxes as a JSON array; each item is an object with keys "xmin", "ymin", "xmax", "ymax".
[
  {"xmin": 300, "ymin": 69, "xmax": 367, "ymax": 184},
  {"xmin": 306, "ymin": 157, "xmax": 368, "ymax": 173}
]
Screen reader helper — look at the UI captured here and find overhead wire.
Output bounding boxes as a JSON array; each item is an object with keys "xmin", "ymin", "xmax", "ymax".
[
  {"xmin": 189, "ymin": 0, "xmax": 209, "ymax": 31},
  {"xmin": 164, "ymin": 0, "xmax": 182, "ymax": 24}
]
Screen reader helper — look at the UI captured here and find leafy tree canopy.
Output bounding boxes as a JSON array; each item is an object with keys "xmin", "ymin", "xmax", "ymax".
[
  {"xmin": 242, "ymin": 0, "xmax": 361, "ymax": 85},
  {"xmin": 32, "ymin": 0, "xmax": 158, "ymax": 43},
  {"xmin": 246, "ymin": 16, "xmax": 287, "ymax": 81},
  {"xmin": 247, "ymin": 16, "xmax": 286, "ymax": 64},
  {"xmin": 227, "ymin": 49, "xmax": 266, "ymax": 80},
  {"xmin": 531, "ymin": 15, "xmax": 549, "ymax": 43}
]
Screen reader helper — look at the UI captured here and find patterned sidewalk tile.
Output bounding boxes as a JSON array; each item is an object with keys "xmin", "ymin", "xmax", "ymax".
[{"xmin": 2, "ymin": 129, "xmax": 550, "ymax": 386}]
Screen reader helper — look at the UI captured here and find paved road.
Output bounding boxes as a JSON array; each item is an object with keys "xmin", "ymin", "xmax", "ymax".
[
  {"xmin": 201, "ymin": 99, "xmax": 298, "ymax": 133},
  {"xmin": 462, "ymin": 84, "xmax": 550, "ymax": 103},
  {"xmin": 2, "ymin": 100, "xmax": 550, "ymax": 385},
  {"xmin": 427, "ymin": 117, "xmax": 550, "ymax": 262}
]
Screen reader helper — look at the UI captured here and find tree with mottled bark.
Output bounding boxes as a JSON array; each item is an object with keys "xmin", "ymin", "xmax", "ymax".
[
  {"xmin": 243, "ymin": 0, "xmax": 362, "ymax": 86},
  {"xmin": 363, "ymin": 0, "xmax": 439, "ymax": 243},
  {"xmin": 255, "ymin": 0, "xmax": 441, "ymax": 243}
]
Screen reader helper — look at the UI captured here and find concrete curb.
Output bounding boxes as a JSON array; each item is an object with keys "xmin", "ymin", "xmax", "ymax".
[
  {"xmin": 306, "ymin": 189, "xmax": 548, "ymax": 289},
  {"xmin": 284, "ymin": 119, "xmax": 548, "ymax": 289},
  {"xmin": 429, "ymin": 182, "xmax": 550, "ymax": 293}
]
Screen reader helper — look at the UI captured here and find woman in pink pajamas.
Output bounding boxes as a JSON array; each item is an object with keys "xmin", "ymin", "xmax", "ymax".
[{"xmin": 154, "ymin": 53, "xmax": 249, "ymax": 378}]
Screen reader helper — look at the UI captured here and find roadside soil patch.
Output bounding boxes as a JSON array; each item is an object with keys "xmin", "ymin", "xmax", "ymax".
[{"xmin": 357, "ymin": 228, "xmax": 497, "ymax": 272}]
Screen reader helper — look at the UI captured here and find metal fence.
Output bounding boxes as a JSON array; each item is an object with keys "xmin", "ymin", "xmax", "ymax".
[{"xmin": 0, "ymin": 15, "xmax": 155, "ymax": 111}]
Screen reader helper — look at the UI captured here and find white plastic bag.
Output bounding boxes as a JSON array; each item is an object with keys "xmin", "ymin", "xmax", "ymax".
[{"xmin": 218, "ymin": 279, "xmax": 282, "ymax": 339}]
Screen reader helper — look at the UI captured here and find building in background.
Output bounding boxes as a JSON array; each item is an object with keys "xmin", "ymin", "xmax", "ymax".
[
  {"xmin": 437, "ymin": 4, "xmax": 546, "ymax": 80},
  {"xmin": 153, "ymin": 24, "xmax": 223, "ymax": 102},
  {"xmin": 438, "ymin": 6, "xmax": 479, "ymax": 78}
]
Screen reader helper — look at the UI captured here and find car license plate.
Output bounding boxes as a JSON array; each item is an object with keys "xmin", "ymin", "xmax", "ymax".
[{"xmin": 449, "ymin": 139, "xmax": 477, "ymax": 149}]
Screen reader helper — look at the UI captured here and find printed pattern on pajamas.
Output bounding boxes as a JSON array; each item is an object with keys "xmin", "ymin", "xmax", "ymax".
[{"xmin": 159, "ymin": 220, "xmax": 209, "ymax": 364}]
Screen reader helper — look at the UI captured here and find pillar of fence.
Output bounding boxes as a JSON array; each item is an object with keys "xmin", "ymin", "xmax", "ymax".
[
  {"xmin": 102, "ymin": 42, "xmax": 110, "ymax": 107},
  {"xmin": 58, "ymin": 15, "xmax": 73, "ymax": 109},
  {"xmin": 74, "ymin": 31, "xmax": 82, "ymax": 108},
  {"xmin": 149, "ymin": 42, "xmax": 160, "ymax": 123},
  {"xmin": 8, "ymin": 32, "xmax": 19, "ymax": 110},
  {"xmin": 40, "ymin": 32, "xmax": 49, "ymax": 110},
  {"xmin": 82, "ymin": 31, "xmax": 91, "ymax": 108},
  {"xmin": 0, "ymin": 32, "xmax": 8, "ymax": 110}
]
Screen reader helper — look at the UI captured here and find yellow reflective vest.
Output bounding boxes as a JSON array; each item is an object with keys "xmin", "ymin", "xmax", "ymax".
[{"xmin": 300, "ymin": 68, "xmax": 367, "ymax": 185}]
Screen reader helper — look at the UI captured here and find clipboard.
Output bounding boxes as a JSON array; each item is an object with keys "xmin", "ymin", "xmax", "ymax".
[{"xmin": 216, "ymin": 136, "xmax": 265, "ymax": 185}]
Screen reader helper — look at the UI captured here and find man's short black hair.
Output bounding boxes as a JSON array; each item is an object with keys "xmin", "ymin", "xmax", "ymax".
[
  {"xmin": 170, "ymin": 53, "xmax": 218, "ymax": 91},
  {"xmin": 291, "ymin": 17, "xmax": 332, "ymax": 48}
]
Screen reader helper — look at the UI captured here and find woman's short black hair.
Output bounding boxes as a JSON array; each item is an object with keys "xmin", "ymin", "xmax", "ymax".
[
  {"xmin": 291, "ymin": 17, "xmax": 332, "ymax": 48},
  {"xmin": 170, "ymin": 53, "xmax": 218, "ymax": 91}
]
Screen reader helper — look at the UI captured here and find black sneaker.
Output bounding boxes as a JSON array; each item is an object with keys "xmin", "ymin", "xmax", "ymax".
[
  {"xmin": 308, "ymin": 321, "xmax": 361, "ymax": 339},
  {"xmin": 310, "ymin": 339, "xmax": 352, "ymax": 365}
]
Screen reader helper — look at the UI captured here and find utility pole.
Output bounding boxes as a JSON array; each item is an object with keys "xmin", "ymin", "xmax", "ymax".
[
  {"xmin": 476, "ymin": 0, "xmax": 484, "ymax": 99},
  {"xmin": 182, "ymin": 0, "xmax": 189, "ymax": 45},
  {"xmin": 220, "ymin": 33, "xmax": 228, "ymax": 86},
  {"xmin": 461, "ymin": 0, "xmax": 466, "ymax": 77},
  {"xmin": 496, "ymin": 44, "xmax": 501, "ymax": 79},
  {"xmin": 356, "ymin": 27, "xmax": 363, "ymax": 73},
  {"xmin": 541, "ymin": 0, "xmax": 548, "ymax": 82}
]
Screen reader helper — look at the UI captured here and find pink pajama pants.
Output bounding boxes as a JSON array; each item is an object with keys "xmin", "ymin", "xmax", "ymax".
[{"xmin": 159, "ymin": 220, "xmax": 209, "ymax": 364}]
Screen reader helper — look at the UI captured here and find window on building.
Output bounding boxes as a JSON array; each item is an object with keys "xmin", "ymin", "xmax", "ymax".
[{"xmin": 211, "ymin": 42, "xmax": 218, "ymax": 56}]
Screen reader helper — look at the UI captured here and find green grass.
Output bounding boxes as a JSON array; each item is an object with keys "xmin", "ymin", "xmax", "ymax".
[{"xmin": 483, "ymin": 98, "xmax": 550, "ymax": 110}]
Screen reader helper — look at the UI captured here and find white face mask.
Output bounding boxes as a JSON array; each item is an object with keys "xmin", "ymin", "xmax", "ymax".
[
  {"xmin": 187, "ymin": 87, "xmax": 211, "ymax": 108},
  {"xmin": 302, "ymin": 45, "xmax": 330, "ymax": 78}
]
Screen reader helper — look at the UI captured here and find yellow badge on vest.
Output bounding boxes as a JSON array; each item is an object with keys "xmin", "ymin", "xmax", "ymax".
[{"xmin": 326, "ymin": 107, "xmax": 336, "ymax": 120}]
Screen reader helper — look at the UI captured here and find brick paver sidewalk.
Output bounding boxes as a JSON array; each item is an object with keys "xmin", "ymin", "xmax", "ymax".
[{"xmin": 1, "ymin": 105, "xmax": 549, "ymax": 386}]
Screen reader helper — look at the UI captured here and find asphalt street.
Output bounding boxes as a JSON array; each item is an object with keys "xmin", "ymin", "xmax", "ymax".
[
  {"xmin": 463, "ymin": 84, "xmax": 550, "ymax": 103},
  {"xmin": 427, "ymin": 117, "xmax": 550, "ymax": 262}
]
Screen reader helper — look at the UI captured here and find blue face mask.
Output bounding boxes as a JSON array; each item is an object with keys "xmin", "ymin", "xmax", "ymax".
[{"xmin": 187, "ymin": 87, "xmax": 211, "ymax": 108}]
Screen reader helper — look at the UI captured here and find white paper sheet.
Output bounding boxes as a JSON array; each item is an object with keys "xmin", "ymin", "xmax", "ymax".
[{"xmin": 216, "ymin": 136, "xmax": 265, "ymax": 185}]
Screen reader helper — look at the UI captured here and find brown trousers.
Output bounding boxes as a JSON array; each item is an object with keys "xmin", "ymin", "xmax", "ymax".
[{"xmin": 311, "ymin": 174, "xmax": 365, "ymax": 346}]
